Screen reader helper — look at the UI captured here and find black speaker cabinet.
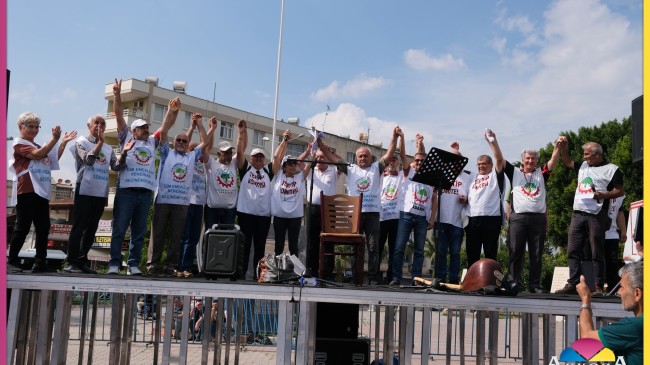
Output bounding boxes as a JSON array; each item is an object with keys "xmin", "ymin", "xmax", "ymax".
[
  {"xmin": 316, "ymin": 302, "xmax": 359, "ymax": 339},
  {"xmin": 631, "ymin": 95, "xmax": 643, "ymax": 162},
  {"xmin": 201, "ymin": 224, "xmax": 245, "ymax": 280},
  {"xmin": 314, "ymin": 338, "xmax": 369, "ymax": 365}
]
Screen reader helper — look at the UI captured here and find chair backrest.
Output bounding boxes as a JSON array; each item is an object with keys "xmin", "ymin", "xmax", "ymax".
[{"xmin": 320, "ymin": 192, "xmax": 363, "ymax": 234}]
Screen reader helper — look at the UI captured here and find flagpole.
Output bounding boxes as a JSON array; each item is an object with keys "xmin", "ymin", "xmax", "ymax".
[{"xmin": 271, "ymin": 0, "xmax": 286, "ymax": 156}]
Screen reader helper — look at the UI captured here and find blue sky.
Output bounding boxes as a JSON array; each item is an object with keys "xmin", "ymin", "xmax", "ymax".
[{"xmin": 6, "ymin": 0, "xmax": 642, "ymax": 180}]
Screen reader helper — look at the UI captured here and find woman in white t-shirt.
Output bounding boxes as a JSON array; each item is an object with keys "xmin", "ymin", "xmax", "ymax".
[{"xmin": 271, "ymin": 134, "xmax": 312, "ymax": 256}]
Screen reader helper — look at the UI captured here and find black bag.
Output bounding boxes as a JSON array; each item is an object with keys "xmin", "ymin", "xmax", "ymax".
[
  {"xmin": 257, "ymin": 253, "xmax": 296, "ymax": 283},
  {"xmin": 199, "ymin": 224, "xmax": 245, "ymax": 280}
]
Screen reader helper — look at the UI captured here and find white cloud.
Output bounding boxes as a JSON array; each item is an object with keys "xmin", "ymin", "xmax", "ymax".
[
  {"xmin": 9, "ymin": 84, "xmax": 37, "ymax": 105},
  {"xmin": 311, "ymin": 74, "xmax": 388, "ymax": 102},
  {"xmin": 490, "ymin": 37, "xmax": 507, "ymax": 54},
  {"xmin": 404, "ymin": 49, "xmax": 466, "ymax": 71}
]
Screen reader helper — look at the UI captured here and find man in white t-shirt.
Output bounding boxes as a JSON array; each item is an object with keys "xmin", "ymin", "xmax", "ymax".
[
  {"xmin": 146, "ymin": 113, "xmax": 211, "ymax": 277},
  {"xmin": 318, "ymin": 127, "xmax": 402, "ymax": 285},
  {"xmin": 433, "ymin": 142, "xmax": 472, "ymax": 285}
]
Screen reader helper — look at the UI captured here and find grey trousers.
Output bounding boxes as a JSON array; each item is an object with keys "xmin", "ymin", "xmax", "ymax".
[{"xmin": 147, "ymin": 203, "xmax": 189, "ymax": 270}]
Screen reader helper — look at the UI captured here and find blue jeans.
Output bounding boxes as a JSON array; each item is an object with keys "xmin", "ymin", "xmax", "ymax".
[
  {"xmin": 179, "ymin": 203, "xmax": 204, "ymax": 271},
  {"xmin": 110, "ymin": 188, "xmax": 152, "ymax": 268},
  {"xmin": 391, "ymin": 212, "xmax": 429, "ymax": 281},
  {"xmin": 434, "ymin": 223, "xmax": 464, "ymax": 283}
]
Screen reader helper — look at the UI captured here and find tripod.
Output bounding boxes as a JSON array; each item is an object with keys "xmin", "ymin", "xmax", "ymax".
[
  {"xmin": 412, "ymin": 147, "xmax": 468, "ymax": 288},
  {"xmin": 290, "ymin": 157, "xmax": 349, "ymax": 287}
]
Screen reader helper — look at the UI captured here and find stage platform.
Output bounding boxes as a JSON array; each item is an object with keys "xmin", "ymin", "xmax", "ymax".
[{"xmin": 7, "ymin": 272, "xmax": 628, "ymax": 365}]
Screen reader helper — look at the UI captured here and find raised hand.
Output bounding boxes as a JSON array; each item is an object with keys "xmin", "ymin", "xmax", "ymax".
[
  {"xmin": 62, "ymin": 130, "xmax": 78, "ymax": 143},
  {"xmin": 52, "ymin": 126, "xmax": 62, "ymax": 141},
  {"xmin": 209, "ymin": 117, "xmax": 217, "ymax": 129},
  {"xmin": 113, "ymin": 79, "xmax": 122, "ymax": 96},
  {"xmin": 168, "ymin": 97, "xmax": 181, "ymax": 112},
  {"xmin": 122, "ymin": 138, "xmax": 136, "ymax": 154},
  {"xmin": 450, "ymin": 141, "xmax": 460, "ymax": 151},
  {"xmin": 191, "ymin": 113, "xmax": 202, "ymax": 126},
  {"xmin": 237, "ymin": 119, "xmax": 247, "ymax": 131},
  {"xmin": 416, "ymin": 133, "xmax": 424, "ymax": 144}
]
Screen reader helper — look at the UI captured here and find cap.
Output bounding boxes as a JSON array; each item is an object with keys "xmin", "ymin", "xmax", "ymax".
[
  {"xmin": 218, "ymin": 141, "xmax": 234, "ymax": 152},
  {"xmin": 131, "ymin": 119, "xmax": 148, "ymax": 131},
  {"xmin": 281, "ymin": 155, "xmax": 296, "ymax": 166},
  {"xmin": 250, "ymin": 148, "xmax": 266, "ymax": 157}
]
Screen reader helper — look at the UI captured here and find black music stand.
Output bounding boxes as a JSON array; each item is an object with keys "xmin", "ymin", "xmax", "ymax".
[{"xmin": 412, "ymin": 147, "xmax": 468, "ymax": 288}]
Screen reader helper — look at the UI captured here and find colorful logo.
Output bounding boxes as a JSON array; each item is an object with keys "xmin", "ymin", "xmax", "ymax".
[
  {"xmin": 555, "ymin": 338, "xmax": 617, "ymax": 364},
  {"xmin": 170, "ymin": 163, "xmax": 188, "ymax": 182},
  {"xmin": 520, "ymin": 179, "xmax": 540, "ymax": 197},
  {"xmin": 577, "ymin": 176, "xmax": 595, "ymax": 194},
  {"xmin": 216, "ymin": 168, "xmax": 235, "ymax": 188},
  {"xmin": 96, "ymin": 151, "xmax": 107, "ymax": 164},
  {"xmin": 414, "ymin": 184, "xmax": 429, "ymax": 203},
  {"xmin": 355, "ymin": 177, "xmax": 371, "ymax": 192},
  {"xmin": 383, "ymin": 184, "xmax": 398, "ymax": 200},
  {"xmin": 194, "ymin": 161, "xmax": 205, "ymax": 174},
  {"xmin": 133, "ymin": 147, "xmax": 152, "ymax": 165},
  {"xmin": 42, "ymin": 156, "xmax": 51, "ymax": 165}
]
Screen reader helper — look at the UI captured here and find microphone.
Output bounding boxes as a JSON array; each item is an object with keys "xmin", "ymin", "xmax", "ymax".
[{"xmin": 590, "ymin": 184, "xmax": 601, "ymax": 203}]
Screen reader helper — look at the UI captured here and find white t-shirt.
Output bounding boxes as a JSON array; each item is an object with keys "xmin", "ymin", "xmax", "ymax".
[
  {"xmin": 437, "ymin": 170, "xmax": 472, "ymax": 228},
  {"xmin": 346, "ymin": 161, "xmax": 382, "ymax": 213},
  {"xmin": 605, "ymin": 196, "xmax": 625, "ymax": 240},
  {"xmin": 206, "ymin": 155, "xmax": 239, "ymax": 209},
  {"xmin": 401, "ymin": 167, "xmax": 434, "ymax": 221},
  {"xmin": 468, "ymin": 169, "xmax": 502, "ymax": 217},
  {"xmin": 380, "ymin": 173, "xmax": 403, "ymax": 221},
  {"xmin": 306, "ymin": 165, "xmax": 339, "ymax": 205},
  {"xmin": 271, "ymin": 170, "xmax": 305, "ymax": 218},
  {"xmin": 236, "ymin": 162, "xmax": 273, "ymax": 216}
]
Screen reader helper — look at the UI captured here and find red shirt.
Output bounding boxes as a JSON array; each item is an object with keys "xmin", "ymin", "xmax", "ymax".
[{"xmin": 13, "ymin": 143, "xmax": 37, "ymax": 194}]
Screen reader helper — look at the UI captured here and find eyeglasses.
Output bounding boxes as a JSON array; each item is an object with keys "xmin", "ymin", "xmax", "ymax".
[
  {"xmin": 24, "ymin": 124, "xmax": 41, "ymax": 130},
  {"xmin": 477, "ymin": 162, "xmax": 492, "ymax": 166},
  {"xmin": 175, "ymin": 138, "xmax": 188, "ymax": 143},
  {"xmin": 414, "ymin": 159, "xmax": 424, "ymax": 164}
]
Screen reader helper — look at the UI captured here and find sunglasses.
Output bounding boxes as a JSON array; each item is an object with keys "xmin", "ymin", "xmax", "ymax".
[{"xmin": 175, "ymin": 138, "xmax": 188, "ymax": 143}]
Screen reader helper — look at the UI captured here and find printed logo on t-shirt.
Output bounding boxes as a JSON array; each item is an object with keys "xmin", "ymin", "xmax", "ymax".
[
  {"xmin": 577, "ymin": 176, "xmax": 594, "ymax": 194},
  {"xmin": 355, "ymin": 177, "xmax": 371, "ymax": 192},
  {"xmin": 96, "ymin": 151, "xmax": 107, "ymax": 165},
  {"xmin": 519, "ymin": 179, "xmax": 540, "ymax": 197},
  {"xmin": 133, "ymin": 147, "xmax": 152, "ymax": 165},
  {"xmin": 414, "ymin": 185, "xmax": 429, "ymax": 204},
  {"xmin": 383, "ymin": 185, "xmax": 398, "ymax": 200},
  {"xmin": 42, "ymin": 156, "xmax": 51, "ymax": 165},
  {"xmin": 194, "ymin": 161, "xmax": 205, "ymax": 174},
  {"xmin": 216, "ymin": 168, "xmax": 235, "ymax": 188},
  {"xmin": 170, "ymin": 163, "xmax": 188, "ymax": 182},
  {"xmin": 472, "ymin": 175, "xmax": 489, "ymax": 190}
]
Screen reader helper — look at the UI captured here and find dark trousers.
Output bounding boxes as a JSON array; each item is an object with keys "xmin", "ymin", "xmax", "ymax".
[
  {"xmin": 273, "ymin": 216, "xmax": 301, "ymax": 256},
  {"xmin": 204, "ymin": 206, "xmax": 236, "ymax": 229},
  {"xmin": 237, "ymin": 212, "xmax": 271, "ymax": 280},
  {"xmin": 9, "ymin": 192, "xmax": 50, "ymax": 262},
  {"xmin": 567, "ymin": 211, "xmax": 608, "ymax": 286},
  {"xmin": 307, "ymin": 205, "xmax": 335, "ymax": 278},
  {"xmin": 465, "ymin": 215, "xmax": 502, "ymax": 267},
  {"xmin": 583, "ymin": 238, "xmax": 623, "ymax": 291},
  {"xmin": 507, "ymin": 212, "xmax": 546, "ymax": 289},
  {"xmin": 67, "ymin": 190, "xmax": 107, "ymax": 264},
  {"xmin": 359, "ymin": 212, "xmax": 380, "ymax": 282},
  {"xmin": 378, "ymin": 219, "xmax": 399, "ymax": 283}
]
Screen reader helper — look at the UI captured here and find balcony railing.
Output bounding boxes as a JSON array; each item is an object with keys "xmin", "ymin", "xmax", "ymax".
[{"xmin": 104, "ymin": 109, "xmax": 147, "ymax": 120}]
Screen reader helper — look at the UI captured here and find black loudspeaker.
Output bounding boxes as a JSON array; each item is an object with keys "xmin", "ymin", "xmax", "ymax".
[
  {"xmin": 314, "ymin": 338, "xmax": 369, "ymax": 365},
  {"xmin": 631, "ymin": 95, "xmax": 643, "ymax": 163},
  {"xmin": 201, "ymin": 224, "xmax": 245, "ymax": 280},
  {"xmin": 316, "ymin": 302, "xmax": 359, "ymax": 339}
]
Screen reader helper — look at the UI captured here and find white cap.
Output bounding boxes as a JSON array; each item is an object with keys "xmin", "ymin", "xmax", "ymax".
[
  {"xmin": 250, "ymin": 148, "xmax": 266, "ymax": 157},
  {"xmin": 281, "ymin": 155, "xmax": 296, "ymax": 166},
  {"xmin": 218, "ymin": 141, "xmax": 234, "ymax": 152},
  {"xmin": 131, "ymin": 119, "xmax": 148, "ymax": 131}
]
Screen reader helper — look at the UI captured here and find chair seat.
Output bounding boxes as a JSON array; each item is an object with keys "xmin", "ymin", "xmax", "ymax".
[{"xmin": 320, "ymin": 233, "xmax": 365, "ymax": 240}]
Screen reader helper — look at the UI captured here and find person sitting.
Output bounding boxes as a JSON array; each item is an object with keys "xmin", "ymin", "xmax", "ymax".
[
  {"xmin": 189, "ymin": 298, "xmax": 205, "ymax": 341},
  {"xmin": 576, "ymin": 261, "xmax": 643, "ymax": 365}
]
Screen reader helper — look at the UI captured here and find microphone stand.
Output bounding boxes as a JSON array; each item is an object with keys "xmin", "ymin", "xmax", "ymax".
[{"xmin": 291, "ymin": 158, "xmax": 349, "ymax": 287}]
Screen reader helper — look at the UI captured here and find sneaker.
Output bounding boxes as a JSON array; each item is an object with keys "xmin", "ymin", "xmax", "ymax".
[
  {"xmin": 530, "ymin": 287, "xmax": 549, "ymax": 294},
  {"xmin": 555, "ymin": 283, "xmax": 577, "ymax": 294},
  {"xmin": 7, "ymin": 261, "xmax": 23, "ymax": 273},
  {"xmin": 175, "ymin": 270, "xmax": 184, "ymax": 278},
  {"xmin": 77, "ymin": 262, "xmax": 98, "ymax": 274},
  {"xmin": 107, "ymin": 266, "xmax": 120, "ymax": 275},
  {"xmin": 63, "ymin": 264, "xmax": 83, "ymax": 274},
  {"xmin": 31, "ymin": 260, "xmax": 56, "ymax": 273},
  {"xmin": 388, "ymin": 280, "xmax": 400, "ymax": 287},
  {"xmin": 128, "ymin": 266, "xmax": 142, "ymax": 276}
]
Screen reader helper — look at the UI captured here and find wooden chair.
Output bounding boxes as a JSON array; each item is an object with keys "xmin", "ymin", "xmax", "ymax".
[{"xmin": 319, "ymin": 192, "xmax": 365, "ymax": 286}]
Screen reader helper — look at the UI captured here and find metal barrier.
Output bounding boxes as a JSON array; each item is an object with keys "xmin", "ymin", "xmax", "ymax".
[{"xmin": 7, "ymin": 274, "xmax": 627, "ymax": 365}]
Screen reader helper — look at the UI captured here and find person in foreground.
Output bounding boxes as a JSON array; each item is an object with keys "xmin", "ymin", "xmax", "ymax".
[{"xmin": 576, "ymin": 260, "xmax": 643, "ymax": 365}]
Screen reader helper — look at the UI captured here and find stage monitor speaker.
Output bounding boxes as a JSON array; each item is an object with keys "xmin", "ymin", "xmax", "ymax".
[
  {"xmin": 316, "ymin": 302, "xmax": 359, "ymax": 339},
  {"xmin": 314, "ymin": 338, "xmax": 369, "ymax": 365},
  {"xmin": 631, "ymin": 95, "xmax": 643, "ymax": 163}
]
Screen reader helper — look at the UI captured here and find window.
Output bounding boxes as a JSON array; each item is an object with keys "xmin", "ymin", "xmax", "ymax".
[
  {"xmin": 220, "ymin": 121, "xmax": 233, "ymax": 140},
  {"xmin": 253, "ymin": 130, "xmax": 266, "ymax": 146},
  {"xmin": 347, "ymin": 152, "xmax": 356, "ymax": 164},
  {"xmin": 181, "ymin": 111, "xmax": 192, "ymax": 129},
  {"xmin": 287, "ymin": 143, "xmax": 305, "ymax": 157},
  {"xmin": 153, "ymin": 104, "xmax": 167, "ymax": 123}
]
